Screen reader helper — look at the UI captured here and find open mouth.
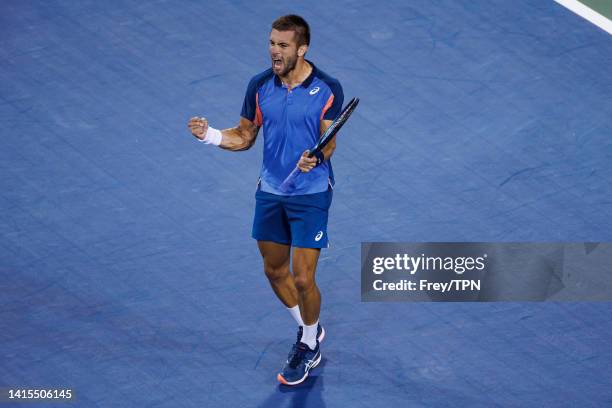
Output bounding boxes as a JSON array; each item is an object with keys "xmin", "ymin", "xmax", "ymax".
[{"xmin": 272, "ymin": 58, "xmax": 283, "ymax": 70}]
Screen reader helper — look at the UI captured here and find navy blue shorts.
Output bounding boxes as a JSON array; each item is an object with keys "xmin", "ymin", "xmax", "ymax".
[{"xmin": 252, "ymin": 186, "xmax": 333, "ymax": 248}]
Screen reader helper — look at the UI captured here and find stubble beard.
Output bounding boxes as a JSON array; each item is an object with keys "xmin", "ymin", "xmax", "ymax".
[{"xmin": 275, "ymin": 53, "xmax": 298, "ymax": 77}]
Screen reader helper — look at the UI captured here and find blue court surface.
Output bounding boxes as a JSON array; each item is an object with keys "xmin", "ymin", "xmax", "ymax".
[{"xmin": 2, "ymin": 0, "xmax": 612, "ymax": 407}]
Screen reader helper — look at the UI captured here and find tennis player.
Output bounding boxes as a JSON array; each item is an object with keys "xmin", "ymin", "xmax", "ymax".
[{"xmin": 188, "ymin": 15, "xmax": 343, "ymax": 385}]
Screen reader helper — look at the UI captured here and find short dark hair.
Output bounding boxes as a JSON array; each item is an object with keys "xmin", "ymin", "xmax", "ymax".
[{"xmin": 271, "ymin": 15, "xmax": 310, "ymax": 47}]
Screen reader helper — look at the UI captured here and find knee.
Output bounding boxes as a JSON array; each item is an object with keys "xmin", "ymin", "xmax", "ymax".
[
  {"xmin": 294, "ymin": 274, "xmax": 315, "ymax": 293},
  {"xmin": 264, "ymin": 263, "xmax": 289, "ymax": 282}
]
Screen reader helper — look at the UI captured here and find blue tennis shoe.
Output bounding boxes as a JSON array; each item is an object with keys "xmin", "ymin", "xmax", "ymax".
[{"xmin": 277, "ymin": 341, "xmax": 321, "ymax": 386}]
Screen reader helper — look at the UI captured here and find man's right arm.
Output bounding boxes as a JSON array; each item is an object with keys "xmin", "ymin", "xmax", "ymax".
[{"xmin": 188, "ymin": 116, "xmax": 259, "ymax": 151}]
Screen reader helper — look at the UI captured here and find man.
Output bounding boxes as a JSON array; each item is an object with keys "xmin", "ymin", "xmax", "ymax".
[{"xmin": 187, "ymin": 15, "xmax": 343, "ymax": 385}]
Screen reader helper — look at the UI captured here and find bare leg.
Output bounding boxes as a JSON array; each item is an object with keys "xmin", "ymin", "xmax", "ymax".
[
  {"xmin": 257, "ymin": 240, "xmax": 298, "ymax": 307},
  {"xmin": 292, "ymin": 247, "xmax": 321, "ymax": 325}
]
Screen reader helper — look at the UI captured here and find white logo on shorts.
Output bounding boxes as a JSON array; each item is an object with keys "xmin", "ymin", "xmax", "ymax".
[
  {"xmin": 315, "ymin": 231, "xmax": 323, "ymax": 241},
  {"xmin": 309, "ymin": 87, "xmax": 320, "ymax": 95}
]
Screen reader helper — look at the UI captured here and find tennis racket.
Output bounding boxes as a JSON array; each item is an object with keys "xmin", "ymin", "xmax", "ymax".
[{"xmin": 278, "ymin": 97, "xmax": 360, "ymax": 193}]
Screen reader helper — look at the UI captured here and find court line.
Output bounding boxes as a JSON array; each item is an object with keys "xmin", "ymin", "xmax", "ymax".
[{"xmin": 554, "ymin": 0, "xmax": 612, "ymax": 34}]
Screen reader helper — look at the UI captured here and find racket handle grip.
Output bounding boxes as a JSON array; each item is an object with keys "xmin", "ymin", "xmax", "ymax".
[{"xmin": 278, "ymin": 167, "xmax": 300, "ymax": 193}]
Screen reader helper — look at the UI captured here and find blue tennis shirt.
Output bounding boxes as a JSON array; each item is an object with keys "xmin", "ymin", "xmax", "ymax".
[{"xmin": 241, "ymin": 61, "xmax": 344, "ymax": 196}]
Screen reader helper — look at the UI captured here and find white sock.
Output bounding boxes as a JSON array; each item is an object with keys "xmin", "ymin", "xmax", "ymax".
[
  {"xmin": 302, "ymin": 321, "xmax": 318, "ymax": 350},
  {"xmin": 287, "ymin": 305, "xmax": 304, "ymax": 327}
]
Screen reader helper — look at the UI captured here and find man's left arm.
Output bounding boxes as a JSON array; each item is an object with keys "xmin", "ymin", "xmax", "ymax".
[
  {"xmin": 297, "ymin": 120, "xmax": 335, "ymax": 172},
  {"xmin": 319, "ymin": 120, "xmax": 336, "ymax": 161},
  {"xmin": 318, "ymin": 81, "xmax": 344, "ymax": 163},
  {"xmin": 297, "ymin": 82, "xmax": 343, "ymax": 172}
]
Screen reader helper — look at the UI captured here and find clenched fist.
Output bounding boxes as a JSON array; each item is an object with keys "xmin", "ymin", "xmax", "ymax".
[{"xmin": 188, "ymin": 117, "xmax": 208, "ymax": 140}]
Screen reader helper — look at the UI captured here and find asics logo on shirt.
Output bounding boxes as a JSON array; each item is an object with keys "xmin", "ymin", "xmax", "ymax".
[
  {"xmin": 309, "ymin": 87, "xmax": 320, "ymax": 95},
  {"xmin": 315, "ymin": 231, "xmax": 323, "ymax": 241}
]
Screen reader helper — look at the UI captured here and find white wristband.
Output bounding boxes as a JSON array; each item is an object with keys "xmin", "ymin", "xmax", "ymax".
[{"xmin": 200, "ymin": 126, "xmax": 222, "ymax": 146}]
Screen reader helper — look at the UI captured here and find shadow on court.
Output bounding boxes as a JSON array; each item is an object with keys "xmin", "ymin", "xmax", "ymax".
[{"xmin": 258, "ymin": 373, "xmax": 326, "ymax": 408}]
